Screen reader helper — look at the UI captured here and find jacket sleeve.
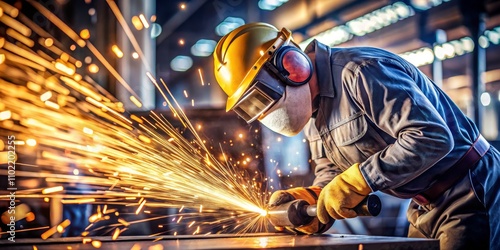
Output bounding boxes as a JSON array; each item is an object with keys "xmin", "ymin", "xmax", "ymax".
[
  {"xmin": 304, "ymin": 119, "xmax": 341, "ymax": 187},
  {"xmin": 351, "ymin": 59, "xmax": 453, "ymax": 192}
]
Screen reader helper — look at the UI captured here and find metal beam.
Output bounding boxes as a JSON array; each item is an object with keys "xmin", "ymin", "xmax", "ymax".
[{"xmin": 460, "ymin": 0, "xmax": 487, "ymax": 128}]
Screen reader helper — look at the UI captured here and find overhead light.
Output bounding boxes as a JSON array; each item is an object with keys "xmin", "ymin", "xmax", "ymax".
[
  {"xmin": 215, "ymin": 17, "xmax": 245, "ymax": 36},
  {"xmin": 258, "ymin": 0, "xmax": 288, "ymax": 11},
  {"xmin": 400, "ymin": 47, "xmax": 434, "ymax": 67},
  {"xmin": 191, "ymin": 39, "xmax": 217, "ymax": 57},
  {"xmin": 479, "ymin": 35, "xmax": 490, "ymax": 49},
  {"xmin": 400, "ymin": 26, "xmax": 500, "ymax": 68},
  {"xmin": 481, "ymin": 92, "xmax": 491, "ymax": 106},
  {"xmin": 299, "ymin": 26, "xmax": 352, "ymax": 49},
  {"xmin": 433, "ymin": 45, "xmax": 446, "ymax": 60},
  {"xmin": 346, "ymin": 2, "xmax": 413, "ymax": 36},
  {"xmin": 410, "ymin": 0, "xmax": 431, "ymax": 11},
  {"xmin": 410, "ymin": 0, "xmax": 451, "ymax": 11},
  {"xmin": 171, "ymin": 56, "xmax": 193, "ymax": 72},
  {"xmin": 393, "ymin": 2, "xmax": 412, "ymax": 17},
  {"xmin": 432, "ymin": 37, "xmax": 474, "ymax": 61},
  {"xmin": 300, "ymin": 2, "xmax": 413, "ymax": 49},
  {"xmin": 442, "ymin": 43, "xmax": 455, "ymax": 58},
  {"xmin": 461, "ymin": 37, "xmax": 475, "ymax": 52},
  {"xmin": 450, "ymin": 40, "xmax": 465, "ymax": 56},
  {"xmin": 485, "ymin": 29, "xmax": 499, "ymax": 45}
]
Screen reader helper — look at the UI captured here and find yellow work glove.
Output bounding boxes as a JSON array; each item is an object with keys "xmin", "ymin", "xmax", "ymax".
[
  {"xmin": 268, "ymin": 186, "xmax": 333, "ymax": 234},
  {"xmin": 317, "ymin": 163, "xmax": 372, "ymax": 224}
]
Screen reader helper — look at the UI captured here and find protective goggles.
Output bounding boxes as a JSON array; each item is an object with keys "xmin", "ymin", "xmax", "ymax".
[{"xmin": 231, "ymin": 63, "xmax": 286, "ymax": 123}]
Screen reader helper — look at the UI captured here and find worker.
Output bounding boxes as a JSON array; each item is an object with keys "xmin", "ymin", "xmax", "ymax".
[{"xmin": 212, "ymin": 22, "xmax": 499, "ymax": 250}]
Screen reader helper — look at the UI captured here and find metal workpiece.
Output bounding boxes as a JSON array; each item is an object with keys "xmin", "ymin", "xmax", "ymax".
[{"xmin": 0, "ymin": 233, "xmax": 439, "ymax": 250}]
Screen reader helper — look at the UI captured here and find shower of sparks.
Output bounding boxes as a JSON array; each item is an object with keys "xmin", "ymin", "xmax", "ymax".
[
  {"xmin": 106, "ymin": 0, "xmax": 152, "ymax": 73},
  {"xmin": 0, "ymin": 0, "xmax": 272, "ymax": 242},
  {"xmin": 198, "ymin": 68, "xmax": 205, "ymax": 86}
]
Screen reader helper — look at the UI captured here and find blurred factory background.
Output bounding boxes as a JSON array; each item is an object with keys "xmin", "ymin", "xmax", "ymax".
[{"xmin": 1, "ymin": 0, "xmax": 500, "ymax": 239}]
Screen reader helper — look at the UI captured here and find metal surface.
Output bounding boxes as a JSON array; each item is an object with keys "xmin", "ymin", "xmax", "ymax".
[{"xmin": 0, "ymin": 233, "xmax": 439, "ymax": 250}]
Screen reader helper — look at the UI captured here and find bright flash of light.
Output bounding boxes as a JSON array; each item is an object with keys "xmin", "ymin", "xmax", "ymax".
[
  {"xmin": 26, "ymin": 138, "xmax": 37, "ymax": 146},
  {"xmin": 260, "ymin": 209, "xmax": 268, "ymax": 217}
]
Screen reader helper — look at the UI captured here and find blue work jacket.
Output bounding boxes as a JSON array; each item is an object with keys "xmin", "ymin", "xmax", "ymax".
[{"xmin": 303, "ymin": 40, "xmax": 481, "ymax": 199}]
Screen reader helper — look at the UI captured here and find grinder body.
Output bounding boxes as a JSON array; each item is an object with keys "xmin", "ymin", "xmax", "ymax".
[{"xmin": 267, "ymin": 194, "xmax": 381, "ymax": 228}]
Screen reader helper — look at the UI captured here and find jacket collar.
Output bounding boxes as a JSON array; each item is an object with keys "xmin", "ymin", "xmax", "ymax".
[{"xmin": 304, "ymin": 39, "xmax": 335, "ymax": 98}]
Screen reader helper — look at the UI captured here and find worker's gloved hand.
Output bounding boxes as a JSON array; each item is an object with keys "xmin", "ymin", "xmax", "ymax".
[
  {"xmin": 268, "ymin": 186, "xmax": 333, "ymax": 234},
  {"xmin": 317, "ymin": 163, "xmax": 372, "ymax": 224}
]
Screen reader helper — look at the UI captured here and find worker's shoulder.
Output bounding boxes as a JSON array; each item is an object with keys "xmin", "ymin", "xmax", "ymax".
[{"xmin": 330, "ymin": 47, "xmax": 401, "ymax": 68}]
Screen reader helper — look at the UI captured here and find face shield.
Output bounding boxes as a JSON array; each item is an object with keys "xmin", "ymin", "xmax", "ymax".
[
  {"xmin": 231, "ymin": 62, "xmax": 287, "ymax": 123},
  {"xmin": 231, "ymin": 57, "xmax": 313, "ymax": 137},
  {"xmin": 229, "ymin": 29, "xmax": 312, "ymax": 127}
]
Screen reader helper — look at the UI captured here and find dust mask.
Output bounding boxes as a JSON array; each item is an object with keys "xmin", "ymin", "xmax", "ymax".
[{"xmin": 258, "ymin": 83, "xmax": 312, "ymax": 136}]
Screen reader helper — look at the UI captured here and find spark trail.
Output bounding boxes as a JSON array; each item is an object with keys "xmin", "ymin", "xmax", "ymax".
[{"xmin": 0, "ymin": 0, "xmax": 270, "ymax": 240}]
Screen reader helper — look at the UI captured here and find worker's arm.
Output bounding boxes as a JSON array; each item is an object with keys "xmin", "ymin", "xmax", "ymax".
[{"xmin": 351, "ymin": 58, "xmax": 453, "ymax": 193}]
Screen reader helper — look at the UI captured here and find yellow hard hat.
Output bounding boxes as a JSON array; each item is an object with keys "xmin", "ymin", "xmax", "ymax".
[{"xmin": 213, "ymin": 22, "xmax": 293, "ymax": 111}]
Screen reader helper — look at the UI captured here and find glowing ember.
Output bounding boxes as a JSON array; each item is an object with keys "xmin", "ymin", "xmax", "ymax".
[{"xmin": 41, "ymin": 186, "xmax": 64, "ymax": 194}]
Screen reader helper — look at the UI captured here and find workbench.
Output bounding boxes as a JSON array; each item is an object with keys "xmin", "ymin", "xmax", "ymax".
[{"xmin": 0, "ymin": 233, "xmax": 439, "ymax": 249}]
